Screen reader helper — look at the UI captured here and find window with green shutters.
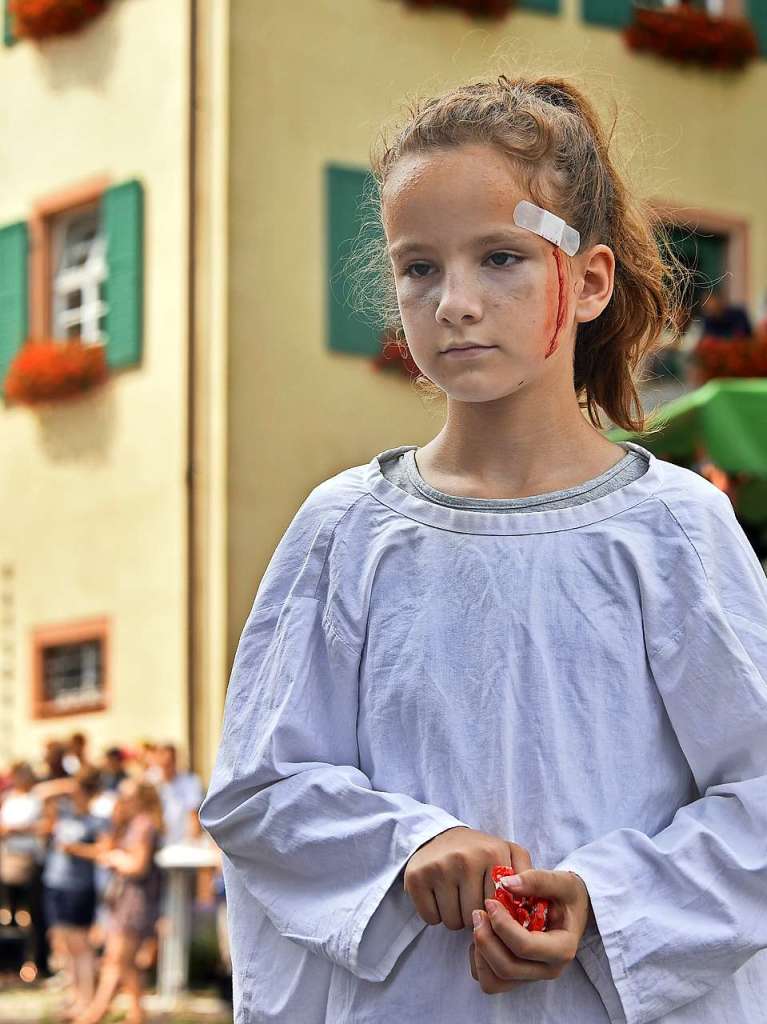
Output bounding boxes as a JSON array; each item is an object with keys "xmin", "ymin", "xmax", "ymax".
[
  {"xmin": 0, "ymin": 178, "xmax": 143, "ymax": 403},
  {"xmin": 326, "ymin": 164, "xmax": 385, "ymax": 357},
  {"xmin": 0, "ymin": 222, "xmax": 28, "ymax": 399},
  {"xmin": 102, "ymin": 179, "xmax": 143, "ymax": 369}
]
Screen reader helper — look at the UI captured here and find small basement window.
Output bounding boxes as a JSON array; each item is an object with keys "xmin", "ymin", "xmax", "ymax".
[{"xmin": 32, "ymin": 618, "xmax": 109, "ymax": 718}]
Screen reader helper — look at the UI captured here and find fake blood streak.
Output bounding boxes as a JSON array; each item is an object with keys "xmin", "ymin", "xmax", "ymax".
[{"xmin": 545, "ymin": 247, "xmax": 568, "ymax": 360}]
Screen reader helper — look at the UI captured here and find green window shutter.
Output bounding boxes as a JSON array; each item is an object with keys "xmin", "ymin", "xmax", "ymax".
[
  {"xmin": 326, "ymin": 164, "xmax": 384, "ymax": 357},
  {"xmin": 518, "ymin": 0, "xmax": 559, "ymax": 13},
  {"xmin": 3, "ymin": 0, "xmax": 16, "ymax": 47},
  {"xmin": 0, "ymin": 221, "xmax": 29, "ymax": 399},
  {"xmin": 582, "ymin": 0, "xmax": 632, "ymax": 28},
  {"xmin": 746, "ymin": 0, "xmax": 767, "ymax": 57},
  {"xmin": 102, "ymin": 179, "xmax": 143, "ymax": 369}
]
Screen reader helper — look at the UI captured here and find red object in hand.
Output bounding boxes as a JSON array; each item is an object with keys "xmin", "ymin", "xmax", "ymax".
[{"xmin": 491, "ymin": 865, "xmax": 550, "ymax": 932}]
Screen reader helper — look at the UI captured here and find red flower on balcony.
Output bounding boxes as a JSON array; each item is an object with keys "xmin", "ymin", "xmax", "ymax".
[
  {"xmin": 5, "ymin": 339, "xmax": 108, "ymax": 407},
  {"xmin": 9, "ymin": 0, "xmax": 110, "ymax": 40},
  {"xmin": 624, "ymin": 3, "xmax": 758, "ymax": 70},
  {"xmin": 402, "ymin": 0, "xmax": 517, "ymax": 19},
  {"xmin": 370, "ymin": 328, "xmax": 423, "ymax": 378},
  {"xmin": 693, "ymin": 330, "xmax": 767, "ymax": 385}
]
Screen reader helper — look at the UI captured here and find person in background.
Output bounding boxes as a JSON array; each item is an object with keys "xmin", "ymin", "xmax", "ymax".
[
  {"xmin": 700, "ymin": 284, "xmax": 753, "ymax": 339},
  {"xmin": 135, "ymin": 741, "xmax": 161, "ymax": 785},
  {"xmin": 0, "ymin": 761, "xmax": 49, "ymax": 980},
  {"xmin": 63, "ymin": 734, "xmax": 93, "ymax": 778},
  {"xmin": 38, "ymin": 769, "xmax": 104, "ymax": 1021},
  {"xmin": 73, "ymin": 780, "xmax": 164, "ymax": 1024},
  {"xmin": 99, "ymin": 748, "xmax": 128, "ymax": 792},
  {"xmin": 155, "ymin": 744, "xmax": 203, "ymax": 846},
  {"xmin": 39, "ymin": 740, "xmax": 68, "ymax": 782}
]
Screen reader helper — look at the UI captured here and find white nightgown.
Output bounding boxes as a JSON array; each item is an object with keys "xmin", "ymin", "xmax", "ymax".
[{"xmin": 200, "ymin": 442, "xmax": 767, "ymax": 1023}]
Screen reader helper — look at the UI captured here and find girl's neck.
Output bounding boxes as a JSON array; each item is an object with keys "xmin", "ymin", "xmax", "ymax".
[{"xmin": 416, "ymin": 393, "xmax": 623, "ymax": 501}]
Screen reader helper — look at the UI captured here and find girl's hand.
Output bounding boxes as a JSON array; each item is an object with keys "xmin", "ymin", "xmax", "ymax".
[
  {"xmin": 101, "ymin": 848, "xmax": 128, "ymax": 870},
  {"xmin": 404, "ymin": 827, "xmax": 533, "ymax": 931},
  {"xmin": 469, "ymin": 870, "xmax": 592, "ymax": 994}
]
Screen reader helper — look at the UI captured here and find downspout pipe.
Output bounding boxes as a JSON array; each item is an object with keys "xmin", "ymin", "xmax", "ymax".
[{"xmin": 186, "ymin": 0, "xmax": 199, "ymax": 766}]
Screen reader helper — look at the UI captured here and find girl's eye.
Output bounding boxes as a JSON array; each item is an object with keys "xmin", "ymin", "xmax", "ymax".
[
  {"xmin": 402, "ymin": 252, "xmax": 522, "ymax": 278},
  {"xmin": 488, "ymin": 251, "xmax": 522, "ymax": 268}
]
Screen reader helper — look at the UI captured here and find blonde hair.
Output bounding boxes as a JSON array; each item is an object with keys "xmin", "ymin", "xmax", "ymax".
[
  {"xmin": 117, "ymin": 778, "xmax": 164, "ymax": 833},
  {"xmin": 357, "ymin": 74, "xmax": 690, "ymax": 433},
  {"xmin": 134, "ymin": 782, "xmax": 164, "ymax": 833}
]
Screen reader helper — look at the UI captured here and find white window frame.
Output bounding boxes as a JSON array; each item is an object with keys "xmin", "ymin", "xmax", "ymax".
[{"xmin": 50, "ymin": 204, "xmax": 107, "ymax": 345}]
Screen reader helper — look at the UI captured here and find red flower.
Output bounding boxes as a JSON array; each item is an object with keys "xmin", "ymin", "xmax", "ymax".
[
  {"xmin": 693, "ymin": 334, "xmax": 767, "ymax": 384},
  {"xmin": 623, "ymin": 5, "xmax": 757, "ymax": 70},
  {"xmin": 9, "ymin": 0, "xmax": 109, "ymax": 40},
  {"xmin": 370, "ymin": 327, "xmax": 422, "ymax": 378},
  {"xmin": 5, "ymin": 338, "xmax": 108, "ymax": 406}
]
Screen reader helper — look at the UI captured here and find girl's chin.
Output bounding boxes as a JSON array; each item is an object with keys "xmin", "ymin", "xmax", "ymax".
[{"xmin": 438, "ymin": 378, "xmax": 532, "ymax": 403}]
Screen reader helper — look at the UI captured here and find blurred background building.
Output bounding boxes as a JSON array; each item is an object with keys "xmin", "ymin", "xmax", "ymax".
[{"xmin": 1, "ymin": 0, "xmax": 766, "ymax": 783}]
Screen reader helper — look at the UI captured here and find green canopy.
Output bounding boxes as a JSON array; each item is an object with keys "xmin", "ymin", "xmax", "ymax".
[{"xmin": 607, "ymin": 378, "xmax": 767, "ymax": 477}]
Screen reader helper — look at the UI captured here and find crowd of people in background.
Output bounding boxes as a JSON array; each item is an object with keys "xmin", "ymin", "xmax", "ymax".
[{"xmin": 0, "ymin": 733, "xmax": 224, "ymax": 1024}]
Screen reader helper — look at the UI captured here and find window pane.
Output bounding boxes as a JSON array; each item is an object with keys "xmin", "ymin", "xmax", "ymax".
[{"xmin": 42, "ymin": 640, "xmax": 103, "ymax": 708}]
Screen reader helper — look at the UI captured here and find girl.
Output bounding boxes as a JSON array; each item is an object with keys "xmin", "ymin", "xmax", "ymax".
[
  {"xmin": 73, "ymin": 780, "xmax": 164, "ymax": 1024},
  {"xmin": 199, "ymin": 75, "xmax": 767, "ymax": 1022}
]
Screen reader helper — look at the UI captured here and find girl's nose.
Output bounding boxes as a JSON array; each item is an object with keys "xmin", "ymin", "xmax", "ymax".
[{"xmin": 435, "ymin": 276, "xmax": 482, "ymax": 326}]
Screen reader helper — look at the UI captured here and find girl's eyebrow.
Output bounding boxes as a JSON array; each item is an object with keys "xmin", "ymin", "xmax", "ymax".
[{"xmin": 389, "ymin": 229, "xmax": 532, "ymax": 259}]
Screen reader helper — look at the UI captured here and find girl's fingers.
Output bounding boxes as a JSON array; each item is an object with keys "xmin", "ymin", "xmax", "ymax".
[
  {"xmin": 509, "ymin": 842, "xmax": 534, "ymax": 874},
  {"xmin": 462, "ymin": 875, "xmax": 488, "ymax": 930},
  {"xmin": 474, "ymin": 912, "xmax": 559, "ymax": 982},
  {"xmin": 434, "ymin": 885, "xmax": 464, "ymax": 931},
  {"xmin": 411, "ymin": 887, "xmax": 441, "ymax": 926},
  {"xmin": 484, "ymin": 900, "xmax": 576, "ymax": 968},
  {"xmin": 471, "ymin": 936, "xmax": 523, "ymax": 993}
]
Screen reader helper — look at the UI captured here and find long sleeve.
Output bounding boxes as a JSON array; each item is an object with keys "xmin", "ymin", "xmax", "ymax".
[
  {"xmin": 199, "ymin": 485, "xmax": 469, "ymax": 982},
  {"xmin": 555, "ymin": 489, "xmax": 767, "ymax": 1023}
]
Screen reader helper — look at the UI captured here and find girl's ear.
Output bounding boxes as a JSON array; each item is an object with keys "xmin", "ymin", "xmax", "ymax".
[{"xmin": 573, "ymin": 245, "xmax": 615, "ymax": 325}]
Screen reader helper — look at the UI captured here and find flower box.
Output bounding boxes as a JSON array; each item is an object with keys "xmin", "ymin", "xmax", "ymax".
[
  {"xmin": 370, "ymin": 328, "xmax": 422, "ymax": 378},
  {"xmin": 4, "ymin": 339, "xmax": 108, "ymax": 406},
  {"xmin": 693, "ymin": 331, "xmax": 767, "ymax": 384},
  {"xmin": 9, "ymin": 0, "xmax": 110, "ymax": 40},
  {"xmin": 624, "ymin": 4, "xmax": 758, "ymax": 70}
]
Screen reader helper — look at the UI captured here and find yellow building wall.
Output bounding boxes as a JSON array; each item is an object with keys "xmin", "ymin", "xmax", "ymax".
[{"xmin": 0, "ymin": 0, "xmax": 191, "ymax": 763}]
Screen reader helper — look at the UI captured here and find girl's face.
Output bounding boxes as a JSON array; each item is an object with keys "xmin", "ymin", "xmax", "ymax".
[{"xmin": 382, "ymin": 143, "xmax": 579, "ymax": 404}]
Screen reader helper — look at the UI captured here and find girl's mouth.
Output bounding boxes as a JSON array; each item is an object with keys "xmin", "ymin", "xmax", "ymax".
[{"xmin": 442, "ymin": 346, "xmax": 497, "ymax": 359}]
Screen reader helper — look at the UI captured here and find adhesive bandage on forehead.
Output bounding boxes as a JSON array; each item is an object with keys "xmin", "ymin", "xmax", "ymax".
[{"xmin": 513, "ymin": 200, "xmax": 580, "ymax": 256}]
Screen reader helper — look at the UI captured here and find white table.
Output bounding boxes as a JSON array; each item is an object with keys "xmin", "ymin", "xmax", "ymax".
[{"xmin": 154, "ymin": 840, "xmax": 219, "ymax": 1009}]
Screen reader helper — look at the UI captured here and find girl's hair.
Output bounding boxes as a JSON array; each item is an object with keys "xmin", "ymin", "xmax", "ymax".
[{"xmin": 359, "ymin": 74, "xmax": 690, "ymax": 434}]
